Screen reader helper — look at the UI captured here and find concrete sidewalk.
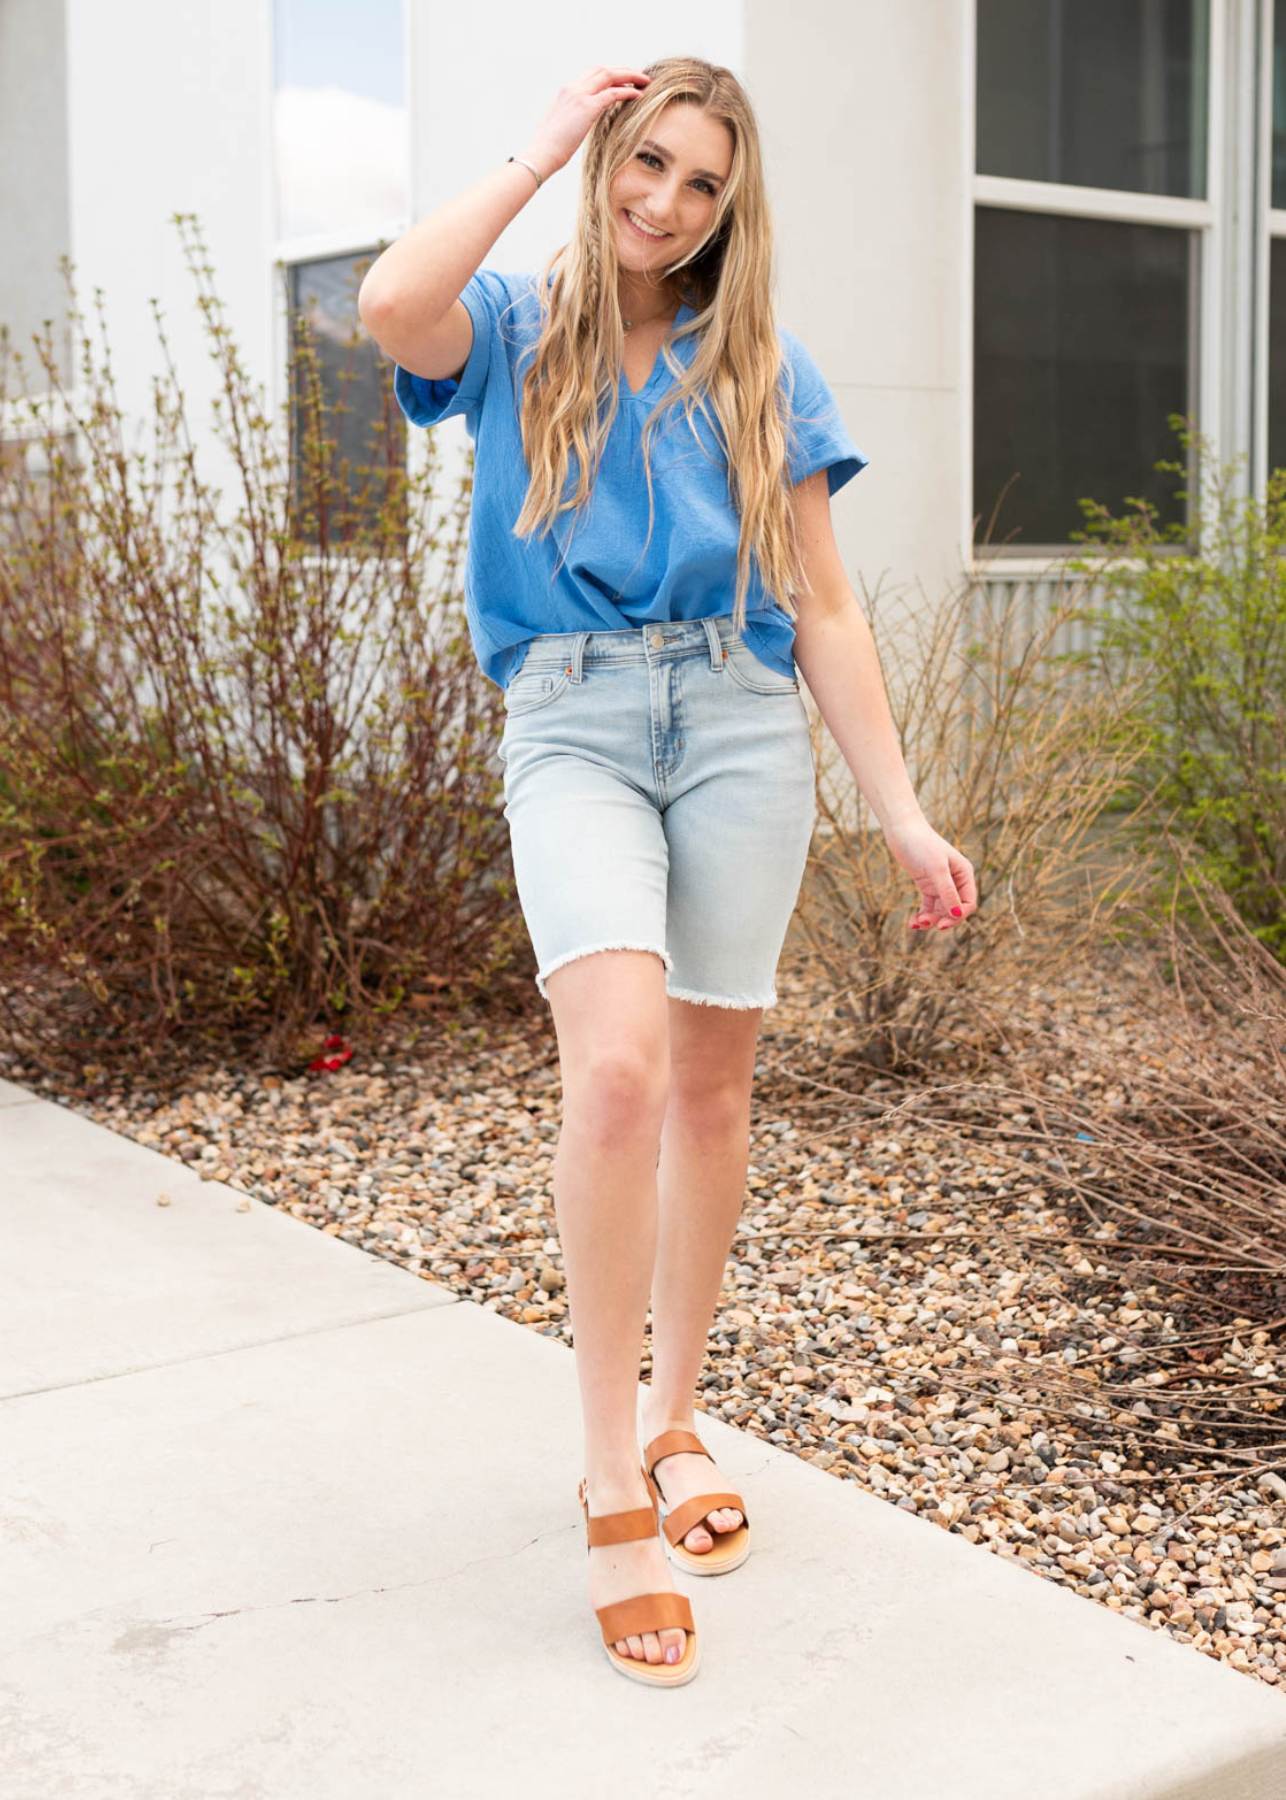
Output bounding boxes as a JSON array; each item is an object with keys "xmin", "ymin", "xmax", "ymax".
[{"xmin": 3, "ymin": 1072, "xmax": 1284, "ymax": 1800}]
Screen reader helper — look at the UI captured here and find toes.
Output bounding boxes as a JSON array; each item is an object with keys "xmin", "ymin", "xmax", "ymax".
[
  {"xmin": 685, "ymin": 1524, "xmax": 714, "ymax": 1551},
  {"xmin": 615, "ymin": 1629, "xmax": 683, "ymax": 1664},
  {"xmin": 712, "ymin": 1507, "xmax": 743, "ymax": 1532}
]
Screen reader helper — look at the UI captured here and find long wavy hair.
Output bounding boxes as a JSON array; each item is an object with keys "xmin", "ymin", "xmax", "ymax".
[{"xmin": 510, "ymin": 57, "xmax": 808, "ymax": 633}]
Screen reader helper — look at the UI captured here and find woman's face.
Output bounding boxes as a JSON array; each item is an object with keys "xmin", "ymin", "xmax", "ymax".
[{"xmin": 608, "ymin": 102, "xmax": 733, "ymax": 288}]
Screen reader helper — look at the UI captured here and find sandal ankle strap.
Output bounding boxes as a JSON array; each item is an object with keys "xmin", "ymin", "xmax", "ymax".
[
  {"xmin": 578, "ymin": 1469, "xmax": 661, "ymax": 1552},
  {"xmin": 643, "ymin": 1429, "xmax": 713, "ymax": 1478}
]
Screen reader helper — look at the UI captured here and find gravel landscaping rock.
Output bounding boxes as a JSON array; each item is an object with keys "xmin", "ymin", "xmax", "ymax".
[{"xmin": 6, "ymin": 959, "xmax": 1284, "ymax": 1691}]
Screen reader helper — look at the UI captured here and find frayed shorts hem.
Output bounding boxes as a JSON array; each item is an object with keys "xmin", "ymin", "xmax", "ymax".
[
  {"xmin": 534, "ymin": 944, "xmax": 775, "ymax": 1011},
  {"xmin": 535, "ymin": 941, "xmax": 675, "ymax": 1001},
  {"xmin": 666, "ymin": 982, "xmax": 776, "ymax": 1011}
]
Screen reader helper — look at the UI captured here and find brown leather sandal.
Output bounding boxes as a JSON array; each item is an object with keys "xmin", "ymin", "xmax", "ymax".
[
  {"xmin": 643, "ymin": 1429, "xmax": 751, "ymax": 1576},
  {"xmin": 578, "ymin": 1468, "xmax": 700, "ymax": 1686}
]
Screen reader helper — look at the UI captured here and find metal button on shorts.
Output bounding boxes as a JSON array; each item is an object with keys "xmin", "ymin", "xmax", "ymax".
[{"xmin": 497, "ymin": 613, "xmax": 815, "ymax": 1008}]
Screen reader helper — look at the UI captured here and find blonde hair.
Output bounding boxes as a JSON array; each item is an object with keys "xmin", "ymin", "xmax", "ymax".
[{"xmin": 510, "ymin": 56, "xmax": 808, "ymax": 633}]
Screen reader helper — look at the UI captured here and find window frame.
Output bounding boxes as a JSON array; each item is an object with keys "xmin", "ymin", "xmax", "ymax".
[
  {"xmin": 964, "ymin": 0, "xmax": 1227, "ymax": 576},
  {"xmin": 1261, "ymin": 0, "xmax": 1284, "ymax": 494}
]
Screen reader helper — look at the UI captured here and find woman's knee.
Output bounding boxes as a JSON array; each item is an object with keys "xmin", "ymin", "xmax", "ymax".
[
  {"xmin": 664, "ymin": 1076, "xmax": 751, "ymax": 1143},
  {"xmin": 563, "ymin": 1042, "xmax": 669, "ymax": 1142},
  {"xmin": 547, "ymin": 949, "xmax": 670, "ymax": 1135}
]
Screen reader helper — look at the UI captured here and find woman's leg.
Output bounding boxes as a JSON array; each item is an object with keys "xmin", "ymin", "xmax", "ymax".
[
  {"xmin": 544, "ymin": 947, "xmax": 690, "ymax": 1667},
  {"xmin": 641, "ymin": 998, "xmax": 760, "ymax": 1548}
]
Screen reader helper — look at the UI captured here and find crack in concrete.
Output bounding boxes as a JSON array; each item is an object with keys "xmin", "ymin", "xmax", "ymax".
[
  {"xmin": 149, "ymin": 1461, "xmax": 777, "ymax": 1638},
  {"xmin": 1, "ymin": 1299, "xmax": 455, "ymax": 1402},
  {"xmin": 150, "ymin": 1520, "xmax": 577, "ymax": 1633}
]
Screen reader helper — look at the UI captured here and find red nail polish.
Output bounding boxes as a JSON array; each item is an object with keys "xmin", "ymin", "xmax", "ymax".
[{"xmin": 951, "ymin": 906, "xmax": 963, "ymax": 917}]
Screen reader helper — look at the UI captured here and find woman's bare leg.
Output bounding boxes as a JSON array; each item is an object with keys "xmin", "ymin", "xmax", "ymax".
[
  {"xmin": 544, "ymin": 949, "xmax": 688, "ymax": 1667},
  {"xmin": 641, "ymin": 999, "xmax": 761, "ymax": 1548}
]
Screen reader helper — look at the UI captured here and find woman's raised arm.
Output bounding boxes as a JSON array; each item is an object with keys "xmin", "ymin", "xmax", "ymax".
[{"xmin": 357, "ymin": 66, "xmax": 652, "ymax": 379}]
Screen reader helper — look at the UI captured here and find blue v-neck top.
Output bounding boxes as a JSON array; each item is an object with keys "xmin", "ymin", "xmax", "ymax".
[{"xmin": 393, "ymin": 267, "xmax": 868, "ymax": 691}]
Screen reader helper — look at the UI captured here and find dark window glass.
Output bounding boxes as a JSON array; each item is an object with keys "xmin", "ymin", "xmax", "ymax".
[
  {"xmin": 285, "ymin": 250, "xmax": 406, "ymax": 552},
  {"xmin": 1274, "ymin": 1, "xmax": 1286, "ymax": 209},
  {"xmin": 974, "ymin": 207, "xmax": 1193, "ymax": 550},
  {"xmin": 977, "ymin": 0, "xmax": 1208, "ymax": 200},
  {"xmin": 1269, "ymin": 239, "xmax": 1286, "ymax": 476}
]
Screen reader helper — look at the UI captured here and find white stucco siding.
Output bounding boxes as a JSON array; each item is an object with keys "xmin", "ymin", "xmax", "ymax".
[
  {"xmin": 746, "ymin": 0, "xmax": 969, "ymax": 600},
  {"xmin": 64, "ymin": 0, "xmax": 276, "ymax": 499}
]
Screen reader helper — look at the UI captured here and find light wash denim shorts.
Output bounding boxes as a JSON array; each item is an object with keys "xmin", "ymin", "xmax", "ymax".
[{"xmin": 497, "ymin": 613, "xmax": 816, "ymax": 1009}]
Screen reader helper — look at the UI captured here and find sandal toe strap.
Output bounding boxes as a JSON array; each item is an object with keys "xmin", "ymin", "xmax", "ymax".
[
  {"xmin": 595, "ymin": 1590, "xmax": 695, "ymax": 1645},
  {"xmin": 662, "ymin": 1491, "xmax": 748, "ymax": 1548}
]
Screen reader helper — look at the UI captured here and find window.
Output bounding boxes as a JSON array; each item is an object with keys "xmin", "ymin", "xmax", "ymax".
[
  {"xmin": 272, "ymin": 0, "xmax": 409, "ymax": 549},
  {"xmin": 977, "ymin": 0, "xmax": 1208, "ymax": 199},
  {"xmin": 973, "ymin": 0, "xmax": 1210, "ymax": 554},
  {"xmin": 273, "ymin": 0, "xmax": 408, "ymax": 244},
  {"xmin": 285, "ymin": 253, "xmax": 407, "ymax": 548},
  {"xmin": 975, "ymin": 210, "xmax": 1194, "ymax": 548}
]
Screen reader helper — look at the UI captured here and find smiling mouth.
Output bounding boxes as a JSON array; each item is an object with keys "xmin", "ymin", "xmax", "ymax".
[{"xmin": 622, "ymin": 208, "xmax": 671, "ymax": 241}]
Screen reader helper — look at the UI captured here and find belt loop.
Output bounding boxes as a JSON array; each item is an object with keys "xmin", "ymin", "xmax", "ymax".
[
  {"xmin": 702, "ymin": 614, "xmax": 722, "ymax": 672},
  {"xmin": 570, "ymin": 630, "xmax": 590, "ymax": 682}
]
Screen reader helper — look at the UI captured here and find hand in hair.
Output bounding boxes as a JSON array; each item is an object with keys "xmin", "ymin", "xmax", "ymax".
[{"xmin": 527, "ymin": 66, "xmax": 653, "ymax": 175}]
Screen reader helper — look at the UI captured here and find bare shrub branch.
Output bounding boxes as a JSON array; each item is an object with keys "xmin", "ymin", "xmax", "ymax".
[{"xmin": 0, "ymin": 216, "xmax": 534, "ymax": 1075}]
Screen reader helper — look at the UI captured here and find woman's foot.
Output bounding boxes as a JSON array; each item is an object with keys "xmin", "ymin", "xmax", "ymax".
[
  {"xmin": 640, "ymin": 1410, "xmax": 744, "ymax": 1553},
  {"xmin": 583, "ymin": 1473, "xmax": 690, "ymax": 1666}
]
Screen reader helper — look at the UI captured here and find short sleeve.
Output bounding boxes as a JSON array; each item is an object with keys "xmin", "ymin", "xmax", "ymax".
[
  {"xmin": 393, "ymin": 267, "xmax": 513, "ymax": 430},
  {"xmin": 778, "ymin": 327, "xmax": 869, "ymax": 495}
]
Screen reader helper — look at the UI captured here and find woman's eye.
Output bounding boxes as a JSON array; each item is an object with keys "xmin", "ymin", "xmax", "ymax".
[{"xmin": 637, "ymin": 151, "xmax": 714, "ymax": 195}]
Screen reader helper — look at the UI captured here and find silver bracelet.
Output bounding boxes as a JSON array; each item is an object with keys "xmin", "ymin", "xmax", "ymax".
[{"xmin": 507, "ymin": 154, "xmax": 543, "ymax": 189}]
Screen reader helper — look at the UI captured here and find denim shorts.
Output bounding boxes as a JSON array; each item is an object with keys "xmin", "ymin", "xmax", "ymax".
[{"xmin": 497, "ymin": 613, "xmax": 816, "ymax": 1009}]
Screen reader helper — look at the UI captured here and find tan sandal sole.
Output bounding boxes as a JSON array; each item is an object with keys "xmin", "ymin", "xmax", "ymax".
[
  {"xmin": 662, "ymin": 1523, "xmax": 751, "ymax": 1576},
  {"xmin": 603, "ymin": 1634, "xmax": 701, "ymax": 1685}
]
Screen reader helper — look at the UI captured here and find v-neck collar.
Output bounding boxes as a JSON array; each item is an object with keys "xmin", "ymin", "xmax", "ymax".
[{"xmin": 620, "ymin": 299, "xmax": 695, "ymax": 400}]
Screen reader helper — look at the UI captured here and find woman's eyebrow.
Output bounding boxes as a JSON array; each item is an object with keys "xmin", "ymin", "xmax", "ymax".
[{"xmin": 638, "ymin": 138, "xmax": 727, "ymax": 186}]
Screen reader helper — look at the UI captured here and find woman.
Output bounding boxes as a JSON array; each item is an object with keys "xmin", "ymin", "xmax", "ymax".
[{"xmin": 359, "ymin": 57, "xmax": 976, "ymax": 1688}]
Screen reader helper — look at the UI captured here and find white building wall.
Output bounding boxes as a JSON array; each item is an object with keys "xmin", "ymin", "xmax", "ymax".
[
  {"xmin": 745, "ymin": 0, "xmax": 971, "ymax": 610},
  {"xmin": 48, "ymin": 0, "xmax": 960, "ymax": 622},
  {"xmin": 406, "ymin": 3, "xmax": 744, "ymax": 456},
  {"xmin": 0, "ymin": 0, "xmax": 72, "ymax": 395},
  {"xmin": 49, "ymin": 0, "xmax": 966, "ymax": 602},
  {"xmin": 63, "ymin": 0, "xmax": 277, "ymax": 502}
]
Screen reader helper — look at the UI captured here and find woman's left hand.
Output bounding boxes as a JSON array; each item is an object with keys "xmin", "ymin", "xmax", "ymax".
[{"xmin": 882, "ymin": 813, "xmax": 978, "ymax": 932}]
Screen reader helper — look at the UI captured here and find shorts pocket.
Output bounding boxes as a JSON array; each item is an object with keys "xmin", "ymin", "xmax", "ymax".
[
  {"xmin": 502, "ymin": 664, "xmax": 572, "ymax": 718},
  {"xmin": 723, "ymin": 640, "xmax": 800, "ymax": 695}
]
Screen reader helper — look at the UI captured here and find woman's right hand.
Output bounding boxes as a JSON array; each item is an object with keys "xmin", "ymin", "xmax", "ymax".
[{"xmin": 522, "ymin": 66, "xmax": 652, "ymax": 177}]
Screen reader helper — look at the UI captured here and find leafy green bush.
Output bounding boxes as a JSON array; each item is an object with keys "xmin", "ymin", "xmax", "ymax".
[{"xmin": 1070, "ymin": 418, "xmax": 1286, "ymax": 959}]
